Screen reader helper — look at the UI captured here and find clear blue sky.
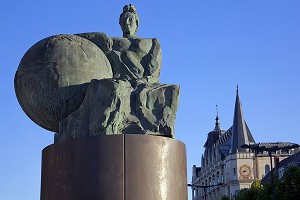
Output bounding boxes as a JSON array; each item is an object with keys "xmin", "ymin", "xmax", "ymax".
[{"xmin": 1, "ymin": 1, "xmax": 300, "ymax": 199}]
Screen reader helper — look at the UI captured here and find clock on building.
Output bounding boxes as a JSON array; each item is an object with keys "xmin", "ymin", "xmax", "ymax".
[{"xmin": 239, "ymin": 165, "xmax": 251, "ymax": 178}]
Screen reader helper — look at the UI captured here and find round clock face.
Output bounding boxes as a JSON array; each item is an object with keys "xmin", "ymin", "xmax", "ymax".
[{"xmin": 239, "ymin": 165, "xmax": 251, "ymax": 177}]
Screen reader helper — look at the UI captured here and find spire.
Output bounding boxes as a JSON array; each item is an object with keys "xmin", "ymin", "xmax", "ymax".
[
  {"xmin": 230, "ymin": 88, "xmax": 255, "ymax": 154},
  {"xmin": 214, "ymin": 105, "xmax": 221, "ymax": 131}
]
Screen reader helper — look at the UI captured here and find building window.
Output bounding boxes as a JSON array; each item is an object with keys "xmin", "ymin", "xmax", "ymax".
[
  {"xmin": 276, "ymin": 150, "xmax": 281, "ymax": 154},
  {"xmin": 265, "ymin": 164, "xmax": 270, "ymax": 174},
  {"xmin": 233, "ymin": 168, "xmax": 236, "ymax": 175},
  {"xmin": 279, "ymin": 168, "xmax": 284, "ymax": 179}
]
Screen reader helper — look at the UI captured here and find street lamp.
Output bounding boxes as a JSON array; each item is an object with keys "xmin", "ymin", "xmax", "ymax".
[
  {"xmin": 188, "ymin": 183, "xmax": 223, "ymax": 200},
  {"xmin": 241, "ymin": 142, "xmax": 299, "ymax": 200}
]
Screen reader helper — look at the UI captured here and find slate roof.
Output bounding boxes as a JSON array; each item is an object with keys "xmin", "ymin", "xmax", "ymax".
[
  {"xmin": 230, "ymin": 88, "xmax": 255, "ymax": 153},
  {"xmin": 241, "ymin": 142, "xmax": 300, "ymax": 152}
]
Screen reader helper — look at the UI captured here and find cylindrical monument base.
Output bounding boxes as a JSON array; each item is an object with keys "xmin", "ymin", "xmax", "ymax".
[{"xmin": 40, "ymin": 134, "xmax": 187, "ymax": 200}]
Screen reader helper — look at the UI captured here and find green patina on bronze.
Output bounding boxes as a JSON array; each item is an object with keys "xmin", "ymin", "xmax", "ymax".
[{"xmin": 14, "ymin": 4, "xmax": 180, "ymax": 142}]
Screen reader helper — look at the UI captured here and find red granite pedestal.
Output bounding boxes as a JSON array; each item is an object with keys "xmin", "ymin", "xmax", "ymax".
[{"xmin": 40, "ymin": 134, "xmax": 187, "ymax": 200}]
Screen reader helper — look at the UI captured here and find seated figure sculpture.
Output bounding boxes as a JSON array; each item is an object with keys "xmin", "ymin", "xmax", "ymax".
[
  {"xmin": 15, "ymin": 4, "xmax": 180, "ymax": 143},
  {"xmin": 77, "ymin": 4, "xmax": 161, "ymax": 83}
]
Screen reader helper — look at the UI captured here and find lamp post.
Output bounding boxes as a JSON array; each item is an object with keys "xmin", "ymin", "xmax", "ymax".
[
  {"xmin": 188, "ymin": 183, "xmax": 223, "ymax": 200},
  {"xmin": 268, "ymin": 150, "xmax": 275, "ymax": 200},
  {"xmin": 241, "ymin": 142, "xmax": 299, "ymax": 200}
]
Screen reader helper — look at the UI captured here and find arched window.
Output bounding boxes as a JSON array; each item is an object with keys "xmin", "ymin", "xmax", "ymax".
[{"xmin": 265, "ymin": 164, "xmax": 270, "ymax": 174}]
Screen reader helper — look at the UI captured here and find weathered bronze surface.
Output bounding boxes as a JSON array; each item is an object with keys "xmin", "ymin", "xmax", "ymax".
[
  {"xmin": 40, "ymin": 135, "xmax": 187, "ymax": 200},
  {"xmin": 15, "ymin": 4, "xmax": 180, "ymax": 140}
]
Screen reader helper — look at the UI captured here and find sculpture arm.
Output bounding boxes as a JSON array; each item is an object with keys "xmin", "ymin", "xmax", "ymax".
[{"xmin": 141, "ymin": 38, "xmax": 162, "ymax": 83}]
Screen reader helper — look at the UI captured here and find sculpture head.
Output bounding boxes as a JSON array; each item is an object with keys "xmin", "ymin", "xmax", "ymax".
[{"xmin": 119, "ymin": 4, "xmax": 139, "ymax": 38}]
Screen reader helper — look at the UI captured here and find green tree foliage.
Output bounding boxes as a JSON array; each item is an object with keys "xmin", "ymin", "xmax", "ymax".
[
  {"xmin": 233, "ymin": 166, "xmax": 300, "ymax": 200},
  {"xmin": 232, "ymin": 180, "xmax": 262, "ymax": 200},
  {"xmin": 251, "ymin": 179, "xmax": 263, "ymax": 190},
  {"xmin": 232, "ymin": 188, "xmax": 257, "ymax": 200},
  {"xmin": 220, "ymin": 195, "xmax": 230, "ymax": 200},
  {"xmin": 256, "ymin": 181, "xmax": 272, "ymax": 200},
  {"xmin": 275, "ymin": 166, "xmax": 300, "ymax": 200}
]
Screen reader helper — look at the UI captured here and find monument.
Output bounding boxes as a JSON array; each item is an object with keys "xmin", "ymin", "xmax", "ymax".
[{"xmin": 15, "ymin": 4, "xmax": 187, "ymax": 200}]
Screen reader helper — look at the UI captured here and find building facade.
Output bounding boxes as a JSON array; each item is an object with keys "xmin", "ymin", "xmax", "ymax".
[
  {"xmin": 261, "ymin": 150, "xmax": 300, "ymax": 184},
  {"xmin": 191, "ymin": 89, "xmax": 296, "ymax": 200}
]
